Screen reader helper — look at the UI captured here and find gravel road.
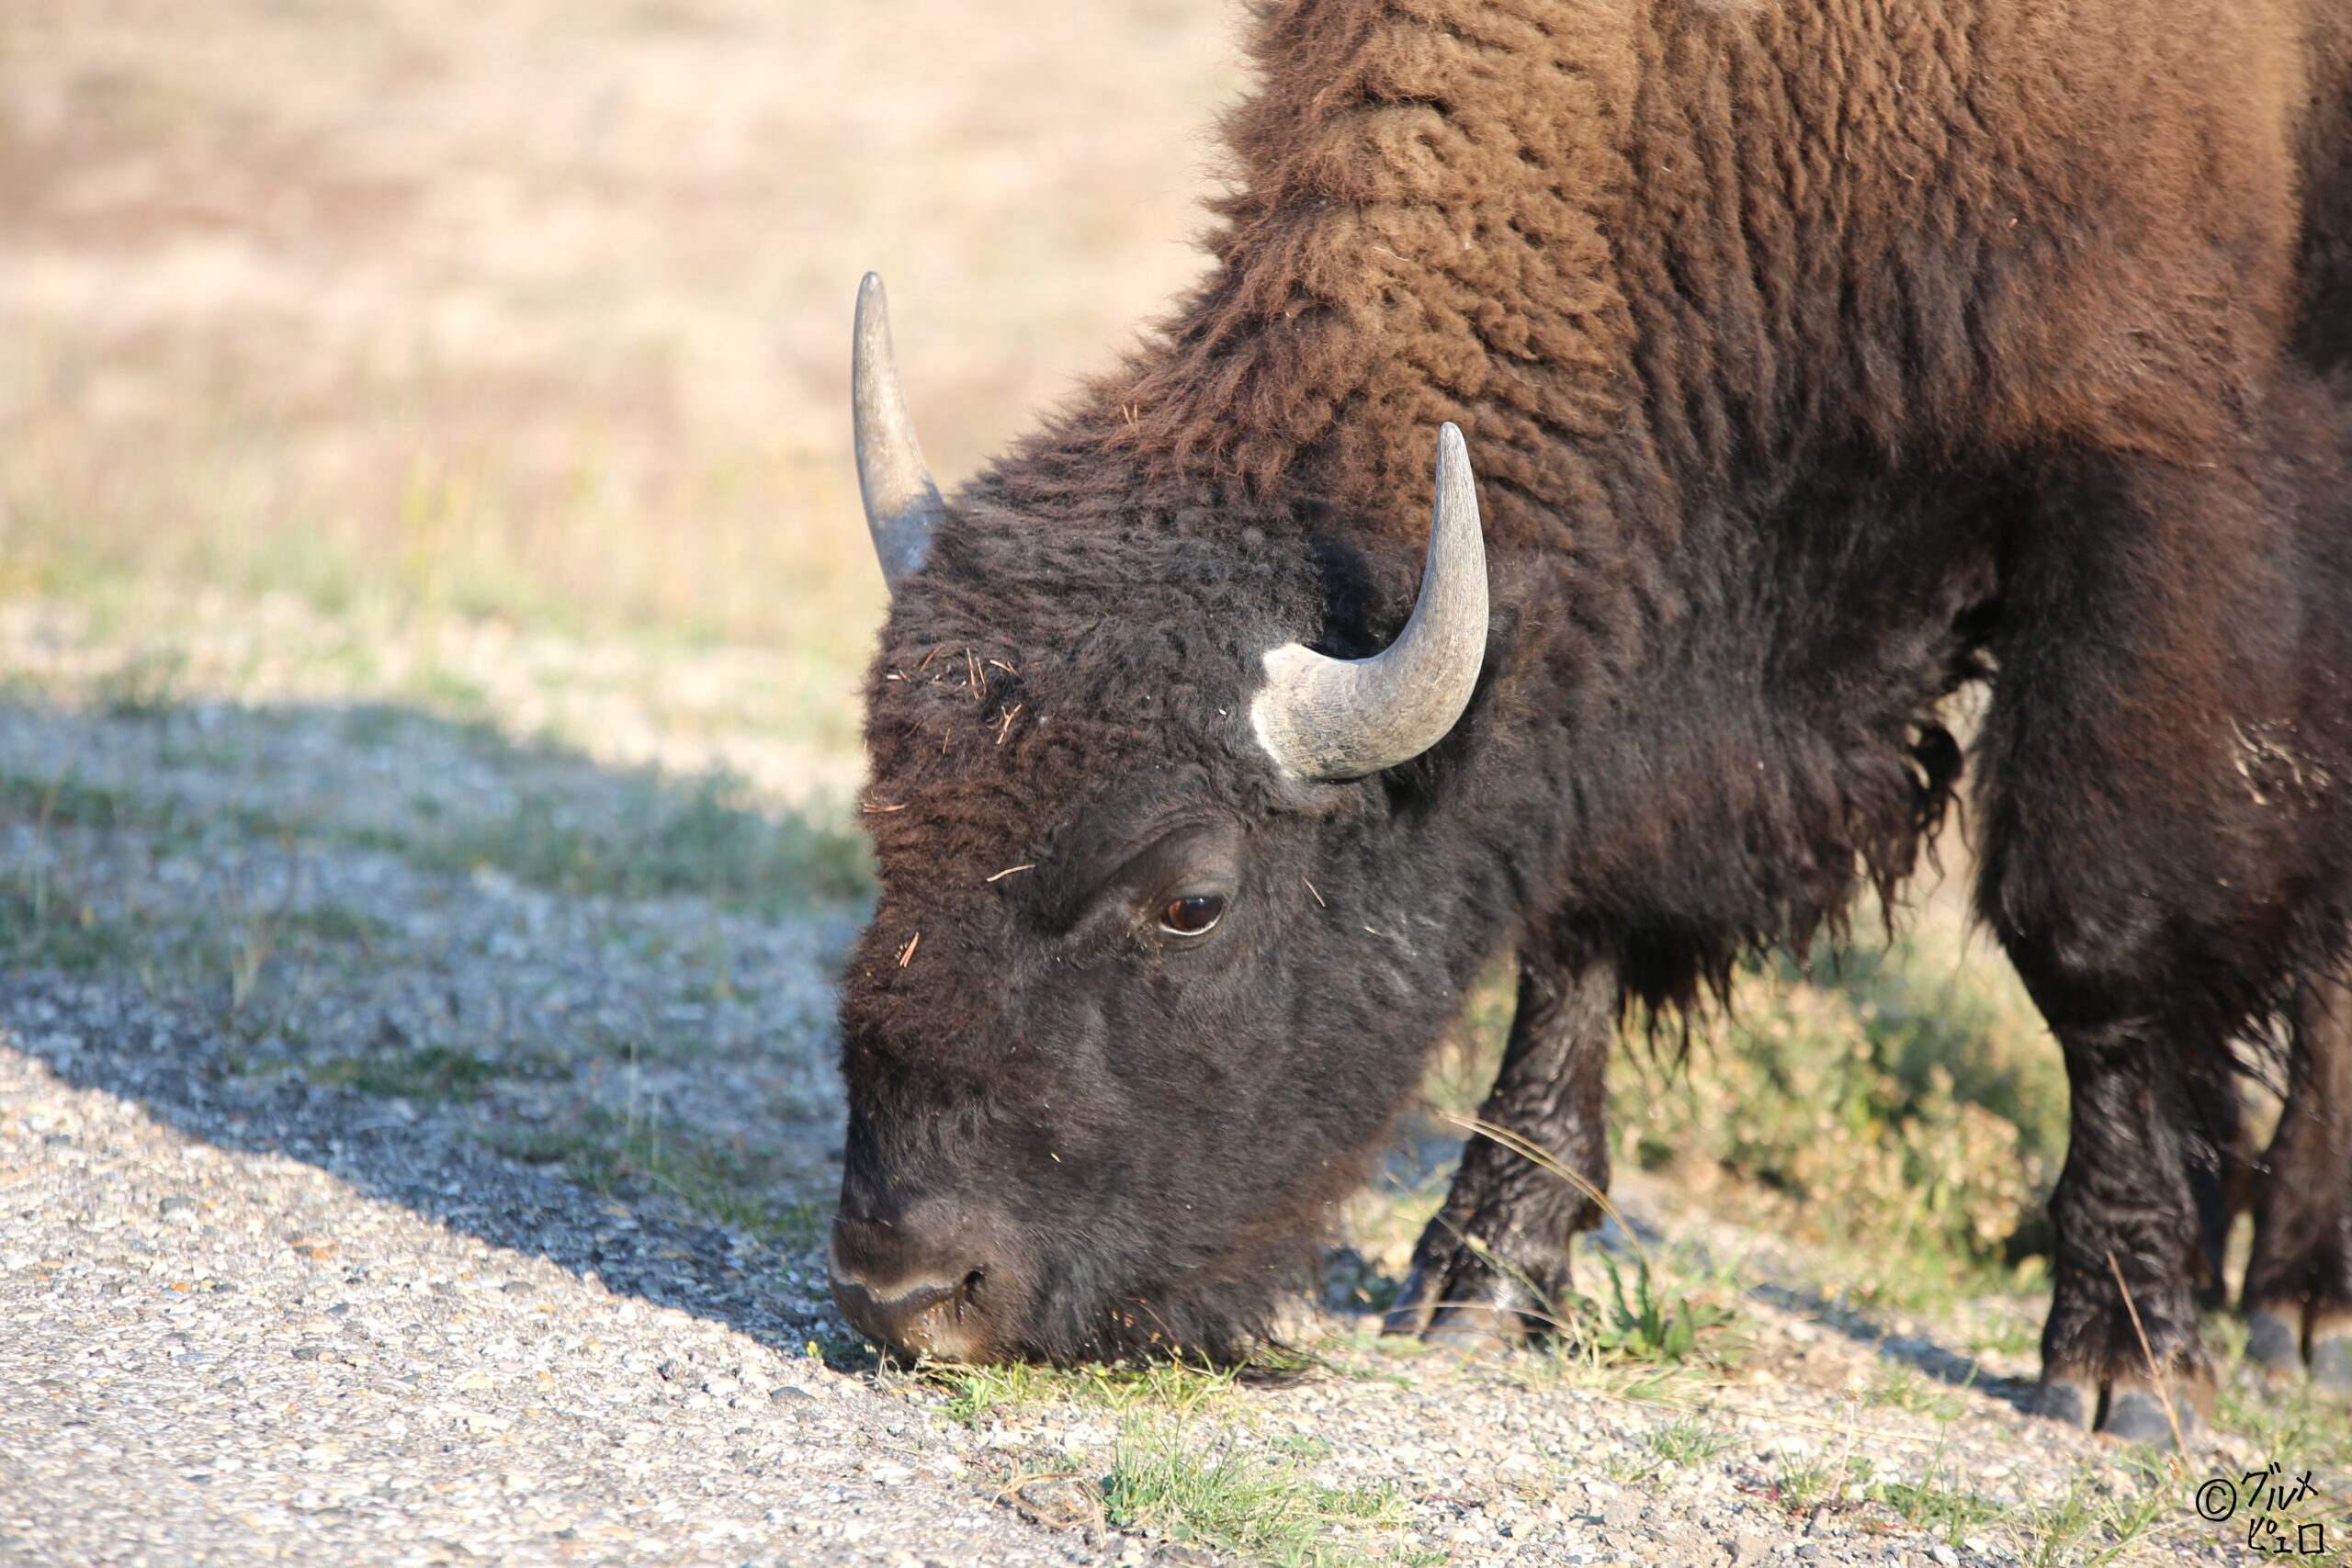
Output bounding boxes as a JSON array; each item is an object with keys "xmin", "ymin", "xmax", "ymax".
[
  {"xmin": 0, "ymin": 977, "xmax": 1074, "ymax": 1568},
  {"xmin": 1, "ymin": 967, "xmax": 2287, "ymax": 1568}
]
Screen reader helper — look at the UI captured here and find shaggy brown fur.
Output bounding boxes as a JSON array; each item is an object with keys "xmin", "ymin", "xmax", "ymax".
[{"xmin": 835, "ymin": 0, "xmax": 2352, "ymax": 1431}]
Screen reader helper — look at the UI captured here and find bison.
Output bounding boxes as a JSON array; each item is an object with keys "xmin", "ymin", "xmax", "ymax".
[{"xmin": 828, "ymin": 0, "xmax": 2352, "ymax": 1442}]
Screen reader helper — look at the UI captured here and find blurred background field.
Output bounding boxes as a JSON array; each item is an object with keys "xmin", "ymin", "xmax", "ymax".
[
  {"xmin": 2, "ymin": 0, "xmax": 1246, "ymax": 771},
  {"xmin": 0, "ymin": 0, "xmax": 2156, "ymax": 1330}
]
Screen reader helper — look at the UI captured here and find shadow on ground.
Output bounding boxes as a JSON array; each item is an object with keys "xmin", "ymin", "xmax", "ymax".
[
  {"xmin": 0, "ymin": 693, "xmax": 873, "ymax": 1362},
  {"xmin": 1747, "ymin": 1280, "xmax": 2040, "ymax": 1412},
  {"xmin": 5, "ymin": 974, "xmax": 842, "ymax": 1357}
]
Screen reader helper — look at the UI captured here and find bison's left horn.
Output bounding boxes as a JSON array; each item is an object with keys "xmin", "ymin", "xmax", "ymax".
[
  {"xmin": 854, "ymin": 272, "xmax": 944, "ymax": 589},
  {"xmin": 1250, "ymin": 423, "xmax": 1490, "ymax": 780}
]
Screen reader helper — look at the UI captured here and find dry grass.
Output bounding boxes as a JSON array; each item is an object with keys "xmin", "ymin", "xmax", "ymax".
[{"xmin": 0, "ymin": 0, "xmax": 1245, "ymax": 694}]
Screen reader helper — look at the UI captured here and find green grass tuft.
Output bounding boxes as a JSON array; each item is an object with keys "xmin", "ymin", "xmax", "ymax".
[
  {"xmin": 306, "ymin": 1045, "xmax": 504, "ymax": 1103},
  {"xmin": 2216, "ymin": 1365, "xmax": 2352, "ymax": 1477},
  {"xmin": 0, "ymin": 770, "xmax": 141, "ymax": 832},
  {"xmin": 492, "ymin": 1107, "xmax": 827, "ymax": 1247},
  {"xmin": 1612, "ymin": 926, "xmax": 2064, "ymax": 1312},
  {"xmin": 1868, "ymin": 1454, "xmax": 2004, "ymax": 1547},
  {"xmin": 1771, "ymin": 1450, "xmax": 1869, "ymax": 1515},
  {"xmin": 930, "ymin": 1359, "xmax": 1240, "ymax": 1426},
  {"xmin": 413, "ymin": 772, "xmax": 869, "ymax": 908},
  {"xmin": 1560, "ymin": 1246, "xmax": 1741, "ymax": 1368},
  {"xmin": 1101, "ymin": 1417, "xmax": 1417, "ymax": 1568},
  {"xmin": 2015, "ymin": 1468, "xmax": 2168, "ymax": 1568},
  {"xmin": 1864, "ymin": 1361, "xmax": 1968, "ymax": 1421},
  {"xmin": 0, "ymin": 884, "xmax": 144, "ymax": 974},
  {"xmin": 1644, "ymin": 1413, "xmax": 1738, "ymax": 1466}
]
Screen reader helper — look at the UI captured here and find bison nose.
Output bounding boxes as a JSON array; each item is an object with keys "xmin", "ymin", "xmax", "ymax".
[{"xmin": 828, "ymin": 1213, "xmax": 997, "ymax": 1362}]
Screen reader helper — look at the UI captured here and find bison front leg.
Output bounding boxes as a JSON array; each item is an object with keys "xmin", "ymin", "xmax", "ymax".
[
  {"xmin": 1970, "ymin": 444, "xmax": 2330, "ymax": 1444},
  {"xmin": 2020, "ymin": 1034, "xmax": 2225, "ymax": 1440},
  {"xmin": 1385, "ymin": 947, "xmax": 1614, "ymax": 1348},
  {"xmin": 2244, "ymin": 976, "xmax": 2352, "ymax": 1390}
]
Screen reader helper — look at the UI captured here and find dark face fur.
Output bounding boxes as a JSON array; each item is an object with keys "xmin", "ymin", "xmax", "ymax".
[{"xmin": 831, "ymin": 518, "xmax": 1487, "ymax": 1363}]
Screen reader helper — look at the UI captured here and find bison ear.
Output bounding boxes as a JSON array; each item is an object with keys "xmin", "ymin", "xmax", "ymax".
[
  {"xmin": 1250, "ymin": 423, "xmax": 1490, "ymax": 780},
  {"xmin": 853, "ymin": 273, "xmax": 944, "ymax": 590}
]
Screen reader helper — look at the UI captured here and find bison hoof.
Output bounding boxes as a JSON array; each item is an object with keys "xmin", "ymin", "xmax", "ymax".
[
  {"xmin": 2244, "ymin": 1305, "xmax": 2352, "ymax": 1388},
  {"xmin": 2032, "ymin": 1371, "xmax": 2204, "ymax": 1444},
  {"xmin": 2245, "ymin": 1309, "xmax": 2304, "ymax": 1380},
  {"xmin": 2098, "ymin": 1385, "xmax": 2198, "ymax": 1449},
  {"xmin": 2031, "ymin": 1376, "xmax": 2097, "ymax": 1429},
  {"xmin": 1383, "ymin": 1254, "xmax": 1555, "ymax": 1349}
]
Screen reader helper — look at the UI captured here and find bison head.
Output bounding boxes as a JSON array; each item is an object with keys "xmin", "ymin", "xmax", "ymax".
[{"xmin": 830, "ymin": 276, "xmax": 1495, "ymax": 1363}]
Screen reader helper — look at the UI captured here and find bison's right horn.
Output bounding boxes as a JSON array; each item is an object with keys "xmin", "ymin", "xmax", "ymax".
[
  {"xmin": 1250, "ymin": 423, "xmax": 1490, "ymax": 780},
  {"xmin": 854, "ymin": 272, "xmax": 944, "ymax": 589}
]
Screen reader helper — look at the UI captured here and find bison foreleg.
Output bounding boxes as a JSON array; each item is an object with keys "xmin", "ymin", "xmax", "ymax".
[
  {"xmin": 1964, "ymin": 444, "xmax": 2327, "ymax": 1443},
  {"xmin": 1385, "ymin": 947, "xmax": 1613, "ymax": 1348},
  {"xmin": 2025, "ymin": 1027, "xmax": 2221, "ymax": 1442}
]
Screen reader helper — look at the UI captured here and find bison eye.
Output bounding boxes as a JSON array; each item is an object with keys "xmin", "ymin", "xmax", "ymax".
[{"xmin": 1158, "ymin": 894, "xmax": 1227, "ymax": 937}]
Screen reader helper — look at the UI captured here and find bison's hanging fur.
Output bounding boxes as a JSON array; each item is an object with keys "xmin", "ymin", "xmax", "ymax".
[{"xmin": 832, "ymin": 0, "xmax": 2352, "ymax": 1438}]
